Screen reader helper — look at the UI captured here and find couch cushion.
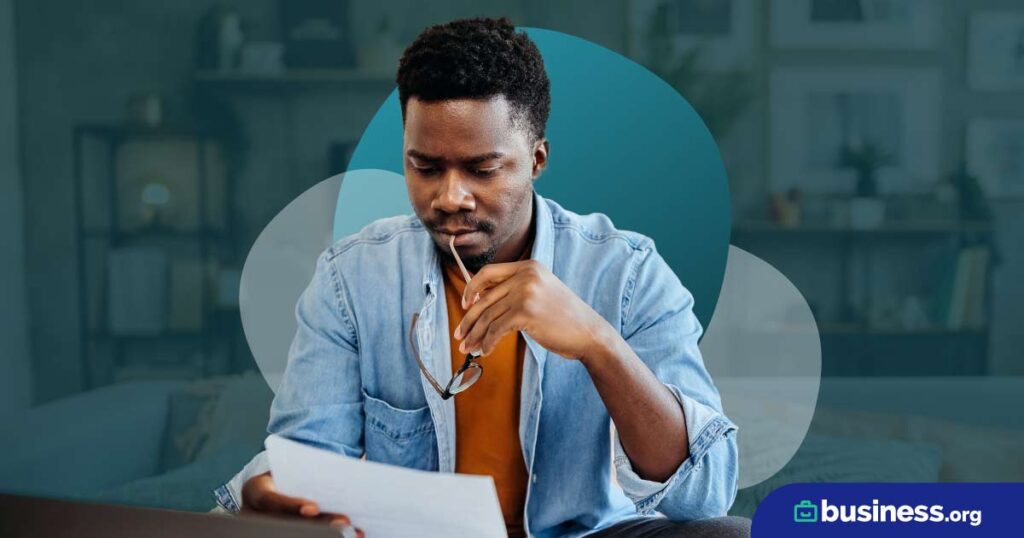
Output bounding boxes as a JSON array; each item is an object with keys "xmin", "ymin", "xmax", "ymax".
[
  {"xmin": 0, "ymin": 380, "xmax": 182, "ymax": 496},
  {"xmin": 88, "ymin": 445, "xmax": 257, "ymax": 512},
  {"xmin": 811, "ymin": 407, "xmax": 1024, "ymax": 481},
  {"xmin": 730, "ymin": 434, "xmax": 941, "ymax": 518},
  {"xmin": 160, "ymin": 371, "xmax": 273, "ymax": 472}
]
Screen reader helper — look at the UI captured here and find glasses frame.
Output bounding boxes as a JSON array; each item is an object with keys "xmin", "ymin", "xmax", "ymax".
[{"xmin": 409, "ymin": 312, "xmax": 482, "ymax": 400}]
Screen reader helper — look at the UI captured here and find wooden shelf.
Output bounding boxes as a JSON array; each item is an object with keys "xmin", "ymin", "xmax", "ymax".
[
  {"xmin": 733, "ymin": 220, "xmax": 992, "ymax": 237},
  {"xmin": 88, "ymin": 331, "xmax": 208, "ymax": 340},
  {"xmin": 738, "ymin": 323, "xmax": 988, "ymax": 337},
  {"xmin": 74, "ymin": 123, "xmax": 213, "ymax": 139},
  {"xmin": 193, "ymin": 69, "xmax": 394, "ymax": 90},
  {"xmin": 83, "ymin": 228, "xmax": 227, "ymax": 241},
  {"xmin": 817, "ymin": 323, "xmax": 988, "ymax": 336}
]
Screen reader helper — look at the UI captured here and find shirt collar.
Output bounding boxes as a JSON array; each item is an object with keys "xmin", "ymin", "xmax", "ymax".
[{"xmin": 528, "ymin": 190, "xmax": 555, "ymax": 272}]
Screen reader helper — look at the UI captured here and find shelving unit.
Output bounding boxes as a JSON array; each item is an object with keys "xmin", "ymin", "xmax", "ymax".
[
  {"xmin": 72, "ymin": 123, "xmax": 239, "ymax": 387},
  {"xmin": 733, "ymin": 219, "xmax": 995, "ymax": 376}
]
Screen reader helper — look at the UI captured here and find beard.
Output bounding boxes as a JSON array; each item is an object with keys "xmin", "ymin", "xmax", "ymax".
[
  {"xmin": 422, "ymin": 214, "xmax": 499, "ymax": 274},
  {"xmin": 436, "ymin": 242, "xmax": 498, "ymax": 274}
]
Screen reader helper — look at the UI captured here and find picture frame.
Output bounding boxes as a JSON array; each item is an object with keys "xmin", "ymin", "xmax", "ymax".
[
  {"xmin": 967, "ymin": 11, "xmax": 1024, "ymax": 91},
  {"xmin": 966, "ymin": 119, "xmax": 1024, "ymax": 198},
  {"xmin": 626, "ymin": 0, "xmax": 755, "ymax": 70},
  {"xmin": 770, "ymin": 0, "xmax": 940, "ymax": 50},
  {"xmin": 769, "ymin": 68, "xmax": 941, "ymax": 194}
]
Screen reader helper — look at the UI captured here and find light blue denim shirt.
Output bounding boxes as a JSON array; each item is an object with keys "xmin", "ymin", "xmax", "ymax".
[{"xmin": 214, "ymin": 191, "xmax": 738, "ymax": 537}]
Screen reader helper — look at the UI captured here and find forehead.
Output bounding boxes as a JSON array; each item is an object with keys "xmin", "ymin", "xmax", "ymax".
[{"xmin": 403, "ymin": 96, "xmax": 528, "ymax": 157}]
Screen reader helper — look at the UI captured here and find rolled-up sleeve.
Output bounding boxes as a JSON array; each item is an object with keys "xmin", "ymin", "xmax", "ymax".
[
  {"xmin": 612, "ymin": 242, "xmax": 738, "ymax": 520},
  {"xmin": 213, "ymin": 248, "xmax": 365, "ymax": 513}
]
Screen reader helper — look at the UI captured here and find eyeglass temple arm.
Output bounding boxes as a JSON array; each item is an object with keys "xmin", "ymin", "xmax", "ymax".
[{"xmin": 409, "ymin": 312, "xmax": 447, "ymax": 396}]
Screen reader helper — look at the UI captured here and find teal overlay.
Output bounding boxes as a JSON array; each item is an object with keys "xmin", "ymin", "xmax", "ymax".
[
  {"xmin": 794, "ymin": 500, "xmax": 819, "ymax": 523},
  {"xmin": 336, "ymin": 28, "xmax": 731, "ymax": 325}
]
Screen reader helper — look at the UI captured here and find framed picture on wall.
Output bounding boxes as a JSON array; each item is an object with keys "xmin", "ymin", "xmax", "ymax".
[
  {"xmin": 966, "ymin": 119, "xmax": 1024, "ymax": 198},
  {"xmin": 967, "ymin": 11, "xmax": 1024, "ymax": 91},
  {"xmin": 770, "ymin": 0, "xmax": 940, "ymax": 50},
  {"xmin": 627, "ymin": 0, "xmax": 755, "ymax": 70},
  {"xmin": 769, "ymin": 68, "xmax": 941, "ymax": 194}
]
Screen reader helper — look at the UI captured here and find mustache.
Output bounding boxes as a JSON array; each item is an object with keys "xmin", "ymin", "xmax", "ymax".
[{"xmin": 425, "ymin": 216, "xmax": 496, "ymax": 234}]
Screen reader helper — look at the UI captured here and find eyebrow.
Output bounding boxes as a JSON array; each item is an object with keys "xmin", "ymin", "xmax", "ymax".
[{"xmin": 406, "ymin": 149, "xmax": 505, "ymax": 165}]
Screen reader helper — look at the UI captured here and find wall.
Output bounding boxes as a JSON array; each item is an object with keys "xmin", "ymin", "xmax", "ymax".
[
  {"xmin": 738, "ymin": 0, "xmax": 1024, "ymax": 374},
  {"xmin": 0, "ymin": 0, "xmax": 32, "ymax": 416},
  {"xmin": 13, "ymin": 0, "xmax": 534, "ymax": 402},
  {"xmin": 13, "ymin": 0, "xmax": 1023, "ymax": 402}
]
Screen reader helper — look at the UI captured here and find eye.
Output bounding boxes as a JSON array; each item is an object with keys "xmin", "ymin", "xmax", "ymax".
[
  {"xmin": 412, "ymin": 164, "xmax": 440, "ymax": 176},
  {"xmin": 471, "ymin": 167, "xmax": 500, "ymax": 178}
]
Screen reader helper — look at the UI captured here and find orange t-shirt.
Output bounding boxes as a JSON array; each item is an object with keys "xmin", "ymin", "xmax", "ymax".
[{"xmin": 442, "ymin": 260, "xmax": 529, "ymax": 537}]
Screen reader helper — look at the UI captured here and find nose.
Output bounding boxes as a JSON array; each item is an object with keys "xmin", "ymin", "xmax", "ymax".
[{"xmin": 431, "ymin": 170, "xmax": 475, "ymax": 214}]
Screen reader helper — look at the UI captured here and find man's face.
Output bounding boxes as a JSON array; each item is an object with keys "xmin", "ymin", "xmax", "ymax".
[{"xmin": 404, "ymin": 95, "xmax": 547, "ymax": 272}]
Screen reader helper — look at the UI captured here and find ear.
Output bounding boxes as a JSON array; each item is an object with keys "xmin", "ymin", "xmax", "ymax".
[{"xmin": 531, "ymin": 138, "xmax": 549, "ymax": 180}]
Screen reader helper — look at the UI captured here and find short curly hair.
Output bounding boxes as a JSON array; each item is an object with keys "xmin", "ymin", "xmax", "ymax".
[{"xmin": 397, "ymin": 17, "xmax": 551, "ymax": 141}]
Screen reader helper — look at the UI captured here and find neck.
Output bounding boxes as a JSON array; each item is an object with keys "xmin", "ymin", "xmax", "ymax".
[{"xmin": 492, "ymin": 195, "xmax": 536, "ymax": 265}]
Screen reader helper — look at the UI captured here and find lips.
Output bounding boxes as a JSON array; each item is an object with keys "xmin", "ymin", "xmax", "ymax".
[
  {"xmin": 435, "ymin": 227, "xmax": 482, "ymax": 247},
  {"xmin": 436, "ymin": 228, "xmax": 478, "ymax": 236}
]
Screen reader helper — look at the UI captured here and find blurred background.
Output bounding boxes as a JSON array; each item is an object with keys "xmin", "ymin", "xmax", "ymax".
[{"xmin": 1, "ymin": 0, "xmax": 1022, "ymax": 518}]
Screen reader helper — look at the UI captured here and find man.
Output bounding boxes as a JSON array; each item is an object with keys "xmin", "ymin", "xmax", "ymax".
[{"xmin": 215, "ymin": 17, "xmax": 748, "ymax": 538}]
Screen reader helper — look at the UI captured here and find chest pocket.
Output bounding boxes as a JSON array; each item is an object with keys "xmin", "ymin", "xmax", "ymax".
[{"xmin": 362, "ymin": 390, "xmax": 439, "ymax": 471}]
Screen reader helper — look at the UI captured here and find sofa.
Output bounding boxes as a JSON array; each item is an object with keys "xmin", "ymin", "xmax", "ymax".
[{"xmin": 1, "ymin": 373, "xmax": 1021, "ymax": 515}]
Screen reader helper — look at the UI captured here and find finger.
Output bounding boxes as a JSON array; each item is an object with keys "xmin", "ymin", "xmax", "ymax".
[
  {"xmin": 461, "ymin": 261, "xmax": 523, "ymax": 308},
  {"xmin": 256, "ymin": 490, "xmax": 320, "ymax": 516},
  {"xmin": 455, "ymin": 279, "xmax": 513, "ymax": 340},
  {"xmin": 461, "ymin": 301, "xmax": 512, "ymax": 355},
  {"xmin": 478, "ymin": 310, "xmax": 524, "ymax": 356},
  {"xmin": 323, "ymin": 514, "xmax": 352, "ymax": 527}
]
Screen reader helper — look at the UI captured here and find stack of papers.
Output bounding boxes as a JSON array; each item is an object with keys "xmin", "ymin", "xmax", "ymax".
[{"xmin": 266, "ymin": 435, "xmax": 507, "ymax": 537}]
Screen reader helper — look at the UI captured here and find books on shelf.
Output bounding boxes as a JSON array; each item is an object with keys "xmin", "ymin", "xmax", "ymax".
[{"xmin": 935, "ymin": 245, "xmax": 991, "ymax": 330}]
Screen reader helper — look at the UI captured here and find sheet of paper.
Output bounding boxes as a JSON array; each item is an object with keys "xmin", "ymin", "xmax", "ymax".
[{"xmin": 265, "ymin": 435, "xmax": 507, "ymax": 538}]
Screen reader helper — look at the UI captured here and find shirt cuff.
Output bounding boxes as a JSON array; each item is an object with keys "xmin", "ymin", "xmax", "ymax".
[
  {"xmin": 613, "ymin": 384, "xmax": 737, "ymax": 514},
  {"xmin": 213, "ymin": 450, "xmax": 270, "ymax": 514}
]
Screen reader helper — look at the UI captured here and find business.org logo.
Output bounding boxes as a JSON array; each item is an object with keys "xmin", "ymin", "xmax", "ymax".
[{"xmin": 792, "ymin": 499, "xmax": 982, "ymax": 527}]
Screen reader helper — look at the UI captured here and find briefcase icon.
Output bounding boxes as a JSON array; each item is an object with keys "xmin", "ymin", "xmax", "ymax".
[{"xmin": 793, "ymin": 500, "xmax": 818, "ymax": 523}]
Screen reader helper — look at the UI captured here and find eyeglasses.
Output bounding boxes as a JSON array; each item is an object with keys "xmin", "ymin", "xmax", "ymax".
[
  {"xmin": 407, "ymin": 235, "xmax": 483, "ymax": 400},
  {"xmin": 409, "ymin": 312, "xmax": 482, "ymax": 400}
]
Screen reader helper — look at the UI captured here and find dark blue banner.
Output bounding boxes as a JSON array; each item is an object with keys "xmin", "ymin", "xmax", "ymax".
[{"xmin": 754, "ymin": 483, "xmax": 1022, "ymax": 537}]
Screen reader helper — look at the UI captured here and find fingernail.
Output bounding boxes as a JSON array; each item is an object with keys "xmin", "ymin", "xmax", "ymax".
[
  {"xmin": 454, "ymin": 325, "xmax": 462, "ymax": 339},
  {"xmin": 459, "ymin": 341, "xmax": 466, "ymax": 353},
  {"xmin": 473, "ymin": 292, "xmax": 480, "ymax": 305},
  {"xmin": 461, "ymin": 294, "xmax": 467, "ymax": 309}
]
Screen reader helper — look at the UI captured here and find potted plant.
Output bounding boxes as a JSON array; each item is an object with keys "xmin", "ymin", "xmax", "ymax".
[{"xmin": 838, "ymin": 137, "xmax": 893, "ymax": 229}]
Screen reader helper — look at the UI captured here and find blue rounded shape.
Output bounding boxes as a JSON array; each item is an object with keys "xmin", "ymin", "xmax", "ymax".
[{"xmin": 337, "ymin": 28, "xmax": 730, "ymax": 325}]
